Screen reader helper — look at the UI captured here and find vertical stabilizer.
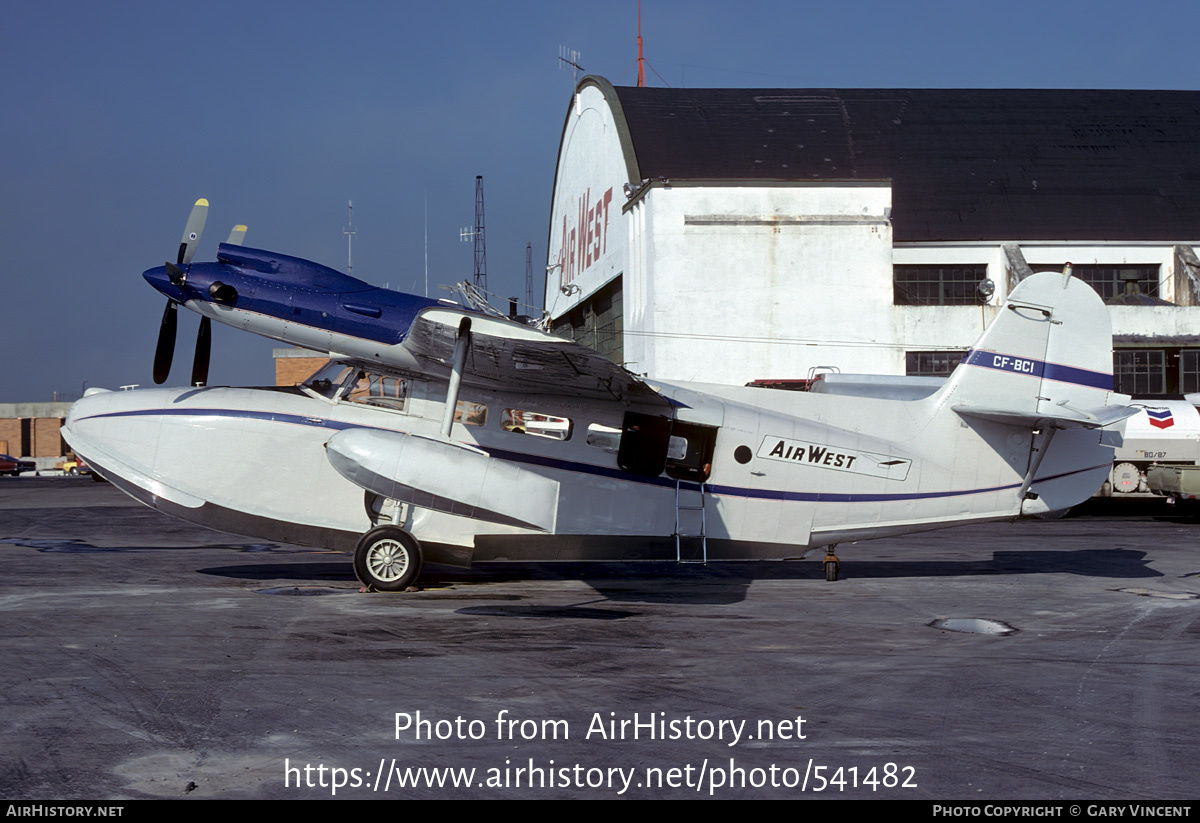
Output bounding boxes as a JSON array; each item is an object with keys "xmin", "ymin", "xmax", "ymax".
[
  {"xmin": 933, "ymin": 270, "xmax": 1131, "ymax": 515},
  {"xmin": 938, "ymin": 270, "xmax": 1117, "ymax": 420}
]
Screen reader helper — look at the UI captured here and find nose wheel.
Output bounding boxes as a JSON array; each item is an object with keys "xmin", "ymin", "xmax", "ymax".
[{"xmin": 354, "ymin": 526, "xmax": 423, "ymax": 591}]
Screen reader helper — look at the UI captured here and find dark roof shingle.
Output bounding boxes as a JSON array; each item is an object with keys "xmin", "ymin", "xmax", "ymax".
[{"xmin": 611, "ymin": 86, "xmax": 1200, "ymax": 242}]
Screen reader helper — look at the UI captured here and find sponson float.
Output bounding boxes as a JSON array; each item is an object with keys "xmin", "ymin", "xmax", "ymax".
[{"xmin": 63, "ymin": 201, "xmax": 1136, "ymax": 589}]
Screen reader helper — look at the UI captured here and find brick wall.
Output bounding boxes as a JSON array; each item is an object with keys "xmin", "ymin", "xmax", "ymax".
[
  {"xmin": 31, "ymin": 418, "xmax": 64, "ymax": 458},
  {"xmin": 275, "ymin": 357, "xmax": 328, "ymax": 387},
  {"xmin": 0, "ymin": 418, "xmax": 22, "ymax": 456}
]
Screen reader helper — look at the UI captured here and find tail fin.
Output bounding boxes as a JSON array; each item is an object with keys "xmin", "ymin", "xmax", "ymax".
[{"xmin": 937, "ymin": 270, "xmax": 1131, "ymax": 428}]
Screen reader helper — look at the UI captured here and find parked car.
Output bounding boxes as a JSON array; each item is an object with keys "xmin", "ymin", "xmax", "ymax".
[
  {"xmin": 59, "ymin": 455, "xmax": 105, "ymax": 481},
  {"xmin": 0, "ymin": 454, "xmax": 36, "ymax": 476}
]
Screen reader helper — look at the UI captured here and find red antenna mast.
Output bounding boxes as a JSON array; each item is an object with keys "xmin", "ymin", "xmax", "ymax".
[{"xmin": 637, "ymin": 0, "xmax": 646, "ymax": 87}]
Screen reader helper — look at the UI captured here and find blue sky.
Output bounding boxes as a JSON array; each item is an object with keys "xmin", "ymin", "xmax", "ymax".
[{"xmin": 2, "ymin": 0, "xmax": 1197, "ymax": 401}]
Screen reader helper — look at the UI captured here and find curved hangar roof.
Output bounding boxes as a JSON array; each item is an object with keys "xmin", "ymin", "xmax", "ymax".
[{"xmin": 583, "ymin": 77, "xmax": 1200, "ymax": 243}]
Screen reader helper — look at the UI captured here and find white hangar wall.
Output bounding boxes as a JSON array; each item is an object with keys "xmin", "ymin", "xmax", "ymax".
[
  {"xmin": 547, "ymin": 83, "xmax": 628, "ymax": 318},
  {"xmin": 546, "ymin": 83, "xmax": 902, "ymax": 384},
  {"xmin": 627, "ymin": 183, "xmax": 894, "ymax": 381},
  {"xmin": 546, "ymin": 79, "xmax": 1200, "ymax": 393}
]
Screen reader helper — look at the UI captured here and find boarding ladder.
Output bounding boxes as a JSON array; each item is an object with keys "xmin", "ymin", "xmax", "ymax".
[{"xmin": 674, "ymin": 479, "xmax": 708, "ymax": 564}]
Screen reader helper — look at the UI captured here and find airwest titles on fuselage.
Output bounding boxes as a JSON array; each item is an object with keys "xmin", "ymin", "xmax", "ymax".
[
  {"xmin": 756, "ymin": 436, "xmax": 913, "ymax": 481},
  {"xmin": 770, "ymin": 440, "xmax": 856, "ymax": 468}
]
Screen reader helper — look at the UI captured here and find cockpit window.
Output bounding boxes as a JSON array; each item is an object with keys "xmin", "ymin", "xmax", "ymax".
[{"xmin": 302, "ymin": 362, "xmax": 357, "ymax": 398}]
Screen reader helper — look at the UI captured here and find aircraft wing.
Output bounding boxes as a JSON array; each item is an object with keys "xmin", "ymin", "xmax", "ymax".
[{"xmin": 398, "ymin": 307, "xmax": 667, "ymax": 405}]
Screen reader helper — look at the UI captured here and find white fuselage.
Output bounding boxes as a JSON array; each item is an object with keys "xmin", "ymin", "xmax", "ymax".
[{"xmin": 62, "ymin": 368, "xmax": 1111, "ymax": 566}]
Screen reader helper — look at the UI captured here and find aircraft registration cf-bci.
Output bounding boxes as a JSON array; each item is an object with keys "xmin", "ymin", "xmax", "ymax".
[{"xmin": 63, "ymin": 200, "xmax": 1136, "ymax": 590}]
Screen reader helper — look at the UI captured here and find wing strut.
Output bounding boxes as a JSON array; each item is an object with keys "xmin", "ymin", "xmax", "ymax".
[{"xmin": 440, "ymin": 317, "xmax": 472, "ymax": 438}]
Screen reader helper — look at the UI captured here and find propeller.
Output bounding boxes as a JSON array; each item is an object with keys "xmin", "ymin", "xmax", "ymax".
[
  {"xmin": 191, "ymin": 316, "xmax": 211, "ymax": 387},
  {"xmin": 154, "ymin": 198, "xmax": 208, "ymax": 384},
  {"xmin": 153, "ymin": 301, "xmax": 178, "ymax": 384},
  {"xmin": 188, "ymin": 224, "xmax": 245, "ymax": 386},
  {"xmin": 152, "ymin": 202, "xmax": 247, "ymax": 386},
  {"xmin": 177, "ymin": 199, "xmax": 209, "ymax": 269}
]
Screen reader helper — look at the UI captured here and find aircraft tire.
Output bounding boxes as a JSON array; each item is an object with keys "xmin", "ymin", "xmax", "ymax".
[
  {"xmin": 354, "ymin": 526, "xmax": 423, "ymax": 591},
  {"xmin": 824, "ymin": 561, "xmax": 838, "ymax": 582}
]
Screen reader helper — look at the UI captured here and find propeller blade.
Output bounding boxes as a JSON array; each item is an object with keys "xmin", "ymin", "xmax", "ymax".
[
  {"xmin": 192, "ymin": 316, "xmax": 212, "ymax": 387},
  {"xmin": 225, "ymin": 224, "xmax": 247, "ymax": 246},
  {"xmin": 153, "ymin": 301, "xmax": 178, "ymax": 384},
  {"xmin": 176, "ymin": 198, "xmax": 209, "ymax": 266}
]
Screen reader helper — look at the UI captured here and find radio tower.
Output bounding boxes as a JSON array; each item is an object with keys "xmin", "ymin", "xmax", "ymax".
[
  {"xmin": 637, "ymin": 0, "xmax": 646, "ymax": 87},
  {"xmin": 473, "ymin": 175, "xmax": 487, "ymax": 291}
]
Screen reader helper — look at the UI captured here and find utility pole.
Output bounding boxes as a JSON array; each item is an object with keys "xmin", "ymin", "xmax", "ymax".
[{"xmin": 525, "ymin": 242, "xmax": 534, "ymax": 310}]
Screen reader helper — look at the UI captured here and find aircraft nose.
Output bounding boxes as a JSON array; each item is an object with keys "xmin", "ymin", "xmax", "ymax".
[{"xmin": 143, "ymin": 265, "xmax": 184, "ymax": 302}]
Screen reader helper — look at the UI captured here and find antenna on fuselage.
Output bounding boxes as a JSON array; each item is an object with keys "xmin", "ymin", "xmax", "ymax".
[{"xmin": 343, "ymin": 200, "xmax": 356, "ymax": 277}]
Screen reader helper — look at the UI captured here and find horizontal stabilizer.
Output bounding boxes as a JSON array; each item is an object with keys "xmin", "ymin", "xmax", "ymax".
[
  {"xmin": 953, "ymin": 403, "xmax": 1138, "ymax": 429},
  {"xmin": 326, "ymin": 428, "xmax": 559, "ymax": 532}
]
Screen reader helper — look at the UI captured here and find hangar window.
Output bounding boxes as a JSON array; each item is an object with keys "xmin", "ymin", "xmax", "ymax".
[
  {"xmin": 893, "ymin": 265, "xmax": 988, "ymax": 305},
  {"xmin": 905, "ymin": 350, "xmax": 967, "ymax": 377},
  {"xmin": 1181, "ymin": 350, "xmax": 1200, "ymax": 394},
  {"xmin": 1113, "ymin": 350, "xmax": 1167, "ymax": 395},
  {"xmin": 1069, "ymin": 265, "xmax": 1162, "ymax": 302},
  {"xmin": 553, "ymin": 276, "xmax": 623, "ymax": 363}
]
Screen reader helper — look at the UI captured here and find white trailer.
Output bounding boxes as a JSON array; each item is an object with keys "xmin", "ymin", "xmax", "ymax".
[{"xmin": 1103, "ymin": 399, "xmax": 1200, "ymax": 497}]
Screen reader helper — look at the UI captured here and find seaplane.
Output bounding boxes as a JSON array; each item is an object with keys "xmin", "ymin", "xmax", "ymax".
[{"xmin": 63, "ymin": 199, "xmax": 1136, "ymax": 590}]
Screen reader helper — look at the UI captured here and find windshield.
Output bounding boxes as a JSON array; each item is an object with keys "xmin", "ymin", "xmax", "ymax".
[{"xmin": 302, "ymin": 362, "xmax": 357, "ymax": 399}]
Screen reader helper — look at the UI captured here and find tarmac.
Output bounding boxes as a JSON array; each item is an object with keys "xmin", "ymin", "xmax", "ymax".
[{"xmin": 1, "ymin": 476, "xmax": 1197, "ymax": 800}]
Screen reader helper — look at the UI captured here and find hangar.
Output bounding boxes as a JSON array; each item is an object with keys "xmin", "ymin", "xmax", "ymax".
[{"xmin": 545, "ymin": 77, "xmax": 1200, "ymax": 394}]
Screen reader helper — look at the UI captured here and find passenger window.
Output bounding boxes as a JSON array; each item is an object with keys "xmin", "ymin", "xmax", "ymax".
[
  {"xmin": 666, "ymin": 422, "xmax": 718, "ymax": 483},
  {"xmin": 454, "ymin": 401, "xmax": 488, "ymax": 427},
  {"xmin": 503, "ymin": 409, "xmax": 572, "ymax": 440},
  {"xmin": 667, "ymin": 435, "xmax": 688, "ymax": 461},
  {"xmin": 586, "ymin": 423, "xmax": 622, "ymax": 453}
]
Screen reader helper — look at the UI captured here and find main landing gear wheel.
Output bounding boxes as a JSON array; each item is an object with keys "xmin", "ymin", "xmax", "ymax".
[
  {"xmin": 354, "ymin": 526, "xmax": 423, "ymax": 592},
  {"xmin": 823, "ymin": 546, "xmax": 841, "ymax": 582}
]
